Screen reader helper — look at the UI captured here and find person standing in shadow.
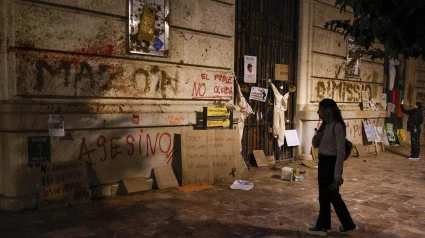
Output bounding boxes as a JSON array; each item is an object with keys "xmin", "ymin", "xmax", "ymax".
[{"xmin": 401, "ymin": 101, "xmax": 424, "ymax": 160}]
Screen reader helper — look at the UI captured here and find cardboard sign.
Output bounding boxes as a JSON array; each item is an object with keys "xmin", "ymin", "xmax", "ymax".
[
  {"xmin": 122, "ymin": 177, "xmax": 151, "ymax": 194},
  {"xmin": 252, "ymin": 150, "xmax": 269, "ymax": 167},
  {"xmin": 240, "ymin": 155, "xmax": 248, "ymax": 177},
  {"xmin": 153, "ymin": 166, "xmax": 179, "ymax": 189},
  {"xmin": 302, "ymin": 160, "xmax": 318, "ymax": 168},
  {"xmin": 249, "ymin": 87, "xmax": 268, "ymax": 102},
  {"xmin": 362, "ymin": 119, "xmax": 376, "ymax": 142},
  {"xmin": 354, "ymin": 144, "xmax": 366, "ymax": 157},
  {"xmin": 284, "ymin": 130, "xmax": 300, "ymax": 146},
  {"xmin": 311, "ymin": 147, "xmax": 319, "ymax": 160},
  {"xmin": 181, "ymin": 129, "xmax": 241, "ymax": 186},
  {"xmin": 275, "ymin": 64, "xmax": 289, "ymax": 81},
  {"xmin": 36, "ymin": 161, "xmax": 91, "ymax": 210},
  {"xmin": 266, "ymin": 156, "xmax": 276, "ymax": 165},
  {"xmin": 244, "ymin": 55, "xmax": 257, "ymax": 83}
]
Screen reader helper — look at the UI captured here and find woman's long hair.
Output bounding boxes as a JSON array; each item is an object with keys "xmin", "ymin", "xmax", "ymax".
[{"xmin": 318, "ymin": 98, "xmax": 346, "ymax": 135}]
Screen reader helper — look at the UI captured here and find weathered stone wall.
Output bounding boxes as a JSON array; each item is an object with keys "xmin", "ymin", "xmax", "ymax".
[
  {"xmin": 402, "ymin": 58, "xmax": 425, "ymax": 141},
  {"xmin": 297, "ymin": 0, "xmax": 386, "ymax": 154},
  {"xmin": 0, "ymin": 0, "xmax": 235, "ymax": 210}
]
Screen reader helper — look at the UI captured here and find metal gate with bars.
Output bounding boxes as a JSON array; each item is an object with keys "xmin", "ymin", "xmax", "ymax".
[{"xmin": 234, "ymin": 0, "xmax": 299, "ymax": 162}]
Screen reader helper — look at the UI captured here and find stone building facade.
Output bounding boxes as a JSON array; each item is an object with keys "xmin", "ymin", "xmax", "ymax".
[
  {"xmin": 1, "ymin": 0, "xmax": 424, "ymax": 211},
  {"xmin": 296, "ymin": 0, "xmax": 425, "ymax": 154},
  {"xmin": 0, "ymin": 0, "xmax": 235, "ymax": 211}
]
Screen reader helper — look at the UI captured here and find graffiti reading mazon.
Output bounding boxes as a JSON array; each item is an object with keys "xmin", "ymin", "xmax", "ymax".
[
  {"xmin": 192, "ymin": 73, "xmax": 234, "ymax": 99},
  {"xmin": 19, "ymin": 57, "xmax": 179, "ymax": 98},
  {"xmin": 313, "ymin": 79, "xmax": 382, "ymax": 103},
  {"xmin": 18, "ymin": 54, "xmax": 235, "ymax": 100},
  {"xmin": 78, "ymin": 130, "xmax": 179, "ymax": 165}
]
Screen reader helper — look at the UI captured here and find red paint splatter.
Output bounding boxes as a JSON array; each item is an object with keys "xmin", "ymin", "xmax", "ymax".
[
  {"xmin": 6, "ymin": 46, "xmax": 16, "ymax": 54},
  {"xmin": 69, "ymin": 57, "xmax": 81, "ymax": 65},
  {"xmin": 74, "ymin": 43, "xmax": 124, "ymax": 56}
]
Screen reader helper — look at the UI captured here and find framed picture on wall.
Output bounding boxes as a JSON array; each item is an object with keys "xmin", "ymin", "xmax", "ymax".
[
  {"xmin": 128, "ymin": 0, "xmax": 169, "ymax": 56},
  {"xmin": 346, "ymin": 38, "xmax": 360, "ymax": 78}
]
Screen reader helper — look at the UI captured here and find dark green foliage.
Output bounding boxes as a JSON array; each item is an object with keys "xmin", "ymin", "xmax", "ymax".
[{"xmin": 324, "ymin": 0, "xmax": 425, "ymax": 60}]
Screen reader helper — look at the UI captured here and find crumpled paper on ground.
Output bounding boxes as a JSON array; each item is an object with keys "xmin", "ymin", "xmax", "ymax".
[{"xmin": 230, "ymin": 180, "xmax": 254, "ymax": 190}]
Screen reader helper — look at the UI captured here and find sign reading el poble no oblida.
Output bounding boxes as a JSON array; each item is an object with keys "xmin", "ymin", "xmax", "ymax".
[{"xmin": 244, "ymin": 55, "xmax": 257, "ymax": 83}]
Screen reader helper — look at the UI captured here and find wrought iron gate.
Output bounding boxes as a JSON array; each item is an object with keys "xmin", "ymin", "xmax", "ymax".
[{"xmin": 234, "ymin": 0, "xmax": 299, "ymax": 162}]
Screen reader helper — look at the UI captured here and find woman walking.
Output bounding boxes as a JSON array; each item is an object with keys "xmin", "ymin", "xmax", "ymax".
[{"xmin": 306, "ymin": 99, "xmax": 357, "ymax": 237}]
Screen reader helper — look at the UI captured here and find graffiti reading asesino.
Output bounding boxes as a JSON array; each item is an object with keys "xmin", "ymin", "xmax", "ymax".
[{"xmin": 78, "ymin": 130, "xmax": 179, "ymax": 165}]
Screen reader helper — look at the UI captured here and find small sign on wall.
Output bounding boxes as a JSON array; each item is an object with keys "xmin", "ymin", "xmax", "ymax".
[
  {"xmin": 28, "ymin": 136, "xmax": 51, "ymax": 166},
  {"xmin": 346, "ymin": 38, "xmax": 360, "ymax": 78},
  {"xmin": 128, "ymin": 0, "xmax": 169, "ymax": 56},
  {"xmin": 244, "ymin": 55, "xmax": 257, "ymax": 83},
  {"xmin": 362, "ymin": 119, "xmax": 376, "ymax": 142},
  {"xmin": 132, "ymin": 114, "xmax": 139, "ymax": 124},
  {"xmin": 49, "ymin": 115, "xmax": 64, "ymax": 137},
  {"xmin": 361, "ymin": 91, "xmax": 370, "ymax": 110},
  {"xmin": 275, "ymin": 64, "xmax": 289, "ymax": 81},
  {"xmin": 249, "ymin": 87, "xmax": 268, "ymax": 102}
]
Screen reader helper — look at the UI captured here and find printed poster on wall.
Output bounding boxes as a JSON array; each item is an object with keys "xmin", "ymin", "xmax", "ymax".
[
  {"xmin": 346, "ymin": 38, "xmax": 360, "ymax": 78},
  {"xmin": 362, "ymin": 119, "xmax": 376, "ymax": 142},
  {"xmin": 361, "ymin": 91, "xmax": 370, "ymax": 110},
  {"xmin": 244, "ymin": 55, "xmax": 257, "ymax": 83},
  {"xmin": 128, "ymin": 0, "xmax": 169, "ymax": 56},
  {"xmin": 386, "ymin": 123, "xmax": 396, "ymax": 142},
  {"xmin": 28, "ymin": 136, "xmax": 51, "ymax": 166},
  {"xmin": 49, "ymin": 115, "xmax": 64, "ymax": 137},
  {"xmin": 249, "ymin": 87, "xmax": 268, "ymax": 102}
]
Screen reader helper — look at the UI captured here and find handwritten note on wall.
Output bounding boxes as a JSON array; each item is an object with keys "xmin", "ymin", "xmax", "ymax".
[
  {"xmin": 181, "ymin": 129, "xmax": 241, "ymax": 186},
  {"xmin": 36, "ymin": 161, "xmax": 91, "ymax": 210}
]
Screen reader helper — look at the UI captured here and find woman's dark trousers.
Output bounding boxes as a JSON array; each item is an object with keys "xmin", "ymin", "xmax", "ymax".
[{"xmin": 315, "ymin": 154, "xmax": 356, "ymax": 230}]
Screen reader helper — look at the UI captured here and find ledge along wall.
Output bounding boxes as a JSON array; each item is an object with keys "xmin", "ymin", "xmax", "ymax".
[{"xmin": 0, "ymin": 0, "xmax": 236, "ymax": 211}]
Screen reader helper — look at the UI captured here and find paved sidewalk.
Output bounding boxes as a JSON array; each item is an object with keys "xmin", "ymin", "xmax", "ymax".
[{"xmin": 1, "ymin": 148, "xmax": 425, "ymax": 238}]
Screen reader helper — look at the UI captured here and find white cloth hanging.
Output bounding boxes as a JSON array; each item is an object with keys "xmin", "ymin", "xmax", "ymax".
[
  {"xmin": 270, "ymin": 83, "xmax": 290, "ymax": 147},
  {"xmin": 235, "ymin": 80, "xmax": 254, "ymax": 151},
  {"xmin": 389, "ymin": 58, "xmax": 399, "ymax": 90}
]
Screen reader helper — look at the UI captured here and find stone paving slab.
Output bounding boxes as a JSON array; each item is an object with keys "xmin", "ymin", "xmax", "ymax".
[{"xmin": 0, "ymin": 148, "xmax": 424, "ymax": 237}]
